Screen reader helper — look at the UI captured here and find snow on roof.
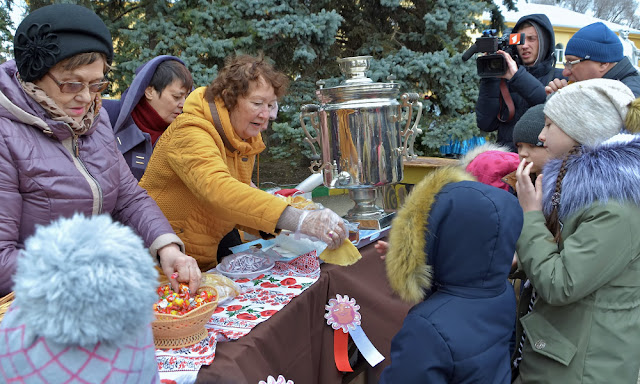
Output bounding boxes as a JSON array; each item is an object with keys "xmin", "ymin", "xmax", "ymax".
[{"xmin": 484, "ymin": 1, "xmax": 640, "ymax": 34}]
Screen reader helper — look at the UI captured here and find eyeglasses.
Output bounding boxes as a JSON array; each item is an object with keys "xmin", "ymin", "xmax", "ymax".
[
  {"xmin": 563, "ymin": 56, "xmax": 591, "ymax": 70},
  {"xmin": 46, "ymin": 73, "xmax": 109, "ymax": 94},
  {"xmin": 247, "ymin": 100, "xmax": 278, "ymax": 114}
]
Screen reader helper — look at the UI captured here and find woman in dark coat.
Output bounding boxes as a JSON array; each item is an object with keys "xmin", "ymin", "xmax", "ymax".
[{"xmin": 103, "ymin": 55, "xmax": 192, "ymax": 180}]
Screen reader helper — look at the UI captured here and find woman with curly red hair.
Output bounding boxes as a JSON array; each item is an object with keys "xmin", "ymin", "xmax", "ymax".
[{"xmin": 140, "ymin": 54, "xmax": 347, "ymax": 272}]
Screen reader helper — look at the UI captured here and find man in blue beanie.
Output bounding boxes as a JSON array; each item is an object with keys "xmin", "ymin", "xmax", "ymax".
[{"xmin": 546, "ymin": 22, "xmax": 640, "ymax": 96}]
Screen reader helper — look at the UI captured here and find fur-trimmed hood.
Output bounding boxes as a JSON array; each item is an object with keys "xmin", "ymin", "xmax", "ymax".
[
  {"xmin": 459, "ymin": 142, "xmax": 513, "ymax": 169},
  {"xmin": 460, "ymin": 143, "xmax": 520, "ymax": 192},
  {"xmin": 385, "ymin": 167, "xmax": 523, "ymax": 304},
  {"xmin": 542, "ymin": 133, "xmax": 640, "ymax": 220}
]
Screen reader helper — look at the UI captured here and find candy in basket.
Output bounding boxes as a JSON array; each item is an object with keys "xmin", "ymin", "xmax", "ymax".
[{"xmin": 152, "ymin": 279, "xmax": 219, "ymax": 349}]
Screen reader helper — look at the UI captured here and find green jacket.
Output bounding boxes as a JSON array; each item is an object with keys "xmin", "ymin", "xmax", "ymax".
[{"xmin": 516, "ymin": 135, "xmax": 640, "ymax": 384}]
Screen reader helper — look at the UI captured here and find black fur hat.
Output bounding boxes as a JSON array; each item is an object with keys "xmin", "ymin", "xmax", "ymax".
[{"xmin": 13, "ymin": 4, "xmax": 113, "ymax": 82}]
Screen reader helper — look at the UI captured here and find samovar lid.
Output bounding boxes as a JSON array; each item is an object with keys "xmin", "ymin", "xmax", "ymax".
[{"xmin": 316, "ymin": 56, "xmax": 400, "ymax": 104}]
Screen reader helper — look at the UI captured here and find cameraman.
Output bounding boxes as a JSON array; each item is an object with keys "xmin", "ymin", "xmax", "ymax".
[{"xmin": 476, "ymin": 14, "xmax": 564, "ymax": 151}]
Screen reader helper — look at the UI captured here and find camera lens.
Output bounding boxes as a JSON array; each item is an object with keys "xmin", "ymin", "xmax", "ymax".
[{"xmin": 477, "ymin": 54, "xmax": 507, "ymax": 78}]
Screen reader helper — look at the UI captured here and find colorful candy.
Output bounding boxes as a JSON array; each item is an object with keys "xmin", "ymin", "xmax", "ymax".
[{"xmin": 154, "ymin": 283, "xmax": 216, "ymax": 315}]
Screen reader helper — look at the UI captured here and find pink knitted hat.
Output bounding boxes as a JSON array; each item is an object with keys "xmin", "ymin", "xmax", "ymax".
[{"xmin": 465, "ymin": 150, "xmax": 520, "ymax": 191}]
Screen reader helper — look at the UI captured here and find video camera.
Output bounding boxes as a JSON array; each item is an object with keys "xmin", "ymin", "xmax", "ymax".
[{"xmin": 462, "ymin": 29, "xmax": 525, "ymax": 78}]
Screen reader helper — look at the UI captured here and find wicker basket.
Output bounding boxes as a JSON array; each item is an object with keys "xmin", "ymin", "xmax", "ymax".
[
  {"xmin": 0, "ymin": 292, "xmax": 14, "ymax": 324},
  {"xmin": 152, "ymin": 283, "xmax": 219, "ymax": 350}
]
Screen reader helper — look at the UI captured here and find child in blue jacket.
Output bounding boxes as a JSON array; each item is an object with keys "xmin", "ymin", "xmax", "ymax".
[{"xmin": 380, "ymin": 166, "xmax": 523, "ymax": 383}]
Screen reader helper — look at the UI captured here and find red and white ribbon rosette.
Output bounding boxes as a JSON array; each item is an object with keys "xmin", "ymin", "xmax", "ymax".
[{"xmin": 324, "ymin": 294, "xmax": 384, "ymax": 372}]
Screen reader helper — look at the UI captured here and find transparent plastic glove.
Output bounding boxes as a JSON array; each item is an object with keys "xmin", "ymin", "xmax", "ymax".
[{"xmin": 297, "ymin": 208, "xmax": 347, "ymax": 249}]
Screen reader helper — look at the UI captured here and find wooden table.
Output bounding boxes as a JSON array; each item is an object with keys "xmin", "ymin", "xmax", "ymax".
[
  {"xmin": 194, "ymin": 242, "xmax": 411, "ymax": 384},
  {"xmin": 402, "ymin": 156, "xmax": 459, "ymax": 185},
  {"xmin": 381, "ymin": 156, "xmax": 459, "ymax": 210}
]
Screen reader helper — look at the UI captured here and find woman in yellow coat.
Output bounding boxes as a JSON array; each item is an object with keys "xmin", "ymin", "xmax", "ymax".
[{"xmin": 140, "ymin": 55, "xmax": 346, "ymax": 271}]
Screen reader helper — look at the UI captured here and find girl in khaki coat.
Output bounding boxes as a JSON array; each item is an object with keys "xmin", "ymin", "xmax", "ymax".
[{"xmin": 515, "ymin": 79, "xmax": 640, "ymax": 383}]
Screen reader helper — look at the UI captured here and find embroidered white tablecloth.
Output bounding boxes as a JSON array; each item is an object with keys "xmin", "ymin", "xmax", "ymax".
[{"xmin": 156, "ymin": 253, "xmax": 320, "ymax": 384}]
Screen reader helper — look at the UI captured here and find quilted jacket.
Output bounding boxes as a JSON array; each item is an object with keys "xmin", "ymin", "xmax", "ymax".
[
  {"xmin": 0, "ymin": 60, "xmax": 182, "ymax": 296},
  {"xmin": 140, "ymin": 86, "xmax": 288, "ymax": 271}
]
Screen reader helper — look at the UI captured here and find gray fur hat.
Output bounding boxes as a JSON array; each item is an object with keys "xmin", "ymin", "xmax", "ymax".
[
  {"xmin": 0, "ymin": 214, "xmax": 159, "ymax": 382},
  {"xmin": 544, "ymin": 79, "xmax": 635, "ymax": 146}
]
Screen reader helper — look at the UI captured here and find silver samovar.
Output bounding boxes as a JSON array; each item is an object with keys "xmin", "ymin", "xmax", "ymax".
[{"xmin": 300, "ymin": 56, "xmax": 423, "ymax": 230}]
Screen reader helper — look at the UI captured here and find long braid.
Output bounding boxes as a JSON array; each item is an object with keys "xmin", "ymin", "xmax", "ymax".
[{"xmin": 545, "ymin": 146, "xmax": 582, "ymax": 243}]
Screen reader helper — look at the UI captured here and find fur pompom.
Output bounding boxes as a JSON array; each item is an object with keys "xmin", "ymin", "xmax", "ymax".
[
  {"xmin": 625, "ymin": 98, "xmax": 640, "ymax": 134},
  {"xmin": 13, "ymin": 214, "xmax": 159, "ymax": 347}
]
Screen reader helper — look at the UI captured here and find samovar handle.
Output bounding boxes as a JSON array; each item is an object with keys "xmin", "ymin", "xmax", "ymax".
[
  {"xmin": 400, "ymin": 93, "xmax": 423, "ymax": 160},
  {"xmin": 299, "ymin": 104, "xmax": 323, "ymax": 174}
]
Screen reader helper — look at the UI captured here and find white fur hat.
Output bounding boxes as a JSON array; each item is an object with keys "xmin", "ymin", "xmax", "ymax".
[{"xmin": 544, "ymin": 79, "xmax": 635, "ymax": 146}]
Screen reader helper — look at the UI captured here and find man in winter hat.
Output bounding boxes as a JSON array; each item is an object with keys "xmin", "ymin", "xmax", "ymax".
[
  {"xmin": 0, "ymin": 214, "xmax": 160, "ymax": 383},
  {"xmin": 546, "ymin": 22, "xmax": 640, "ymax": 96}
]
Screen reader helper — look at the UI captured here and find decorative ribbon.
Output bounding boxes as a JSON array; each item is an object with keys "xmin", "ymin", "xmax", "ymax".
[{"xmin": 325, "ymin": 294, "xmax": 384, "ymax": 372}]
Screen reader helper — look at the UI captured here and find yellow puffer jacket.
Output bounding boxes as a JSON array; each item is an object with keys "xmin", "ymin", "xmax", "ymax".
[{"xmin": 140, "ymin": 87, "xmax": 288, "ymax": 271}]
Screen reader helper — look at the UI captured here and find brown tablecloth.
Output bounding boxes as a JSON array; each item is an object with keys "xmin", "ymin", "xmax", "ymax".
[{"xmin": 195, "ymin": 241, "xmax": 412, "ymax": 384}]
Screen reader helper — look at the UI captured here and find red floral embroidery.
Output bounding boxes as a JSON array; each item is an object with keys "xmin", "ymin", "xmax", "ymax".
[
  {"xmin": 280, "ymin": 278, "xmax": 297, "ymax": 286},
  {"xmin": 237, "ymin": 313, "xmax": 258, "ymax": 320}
]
